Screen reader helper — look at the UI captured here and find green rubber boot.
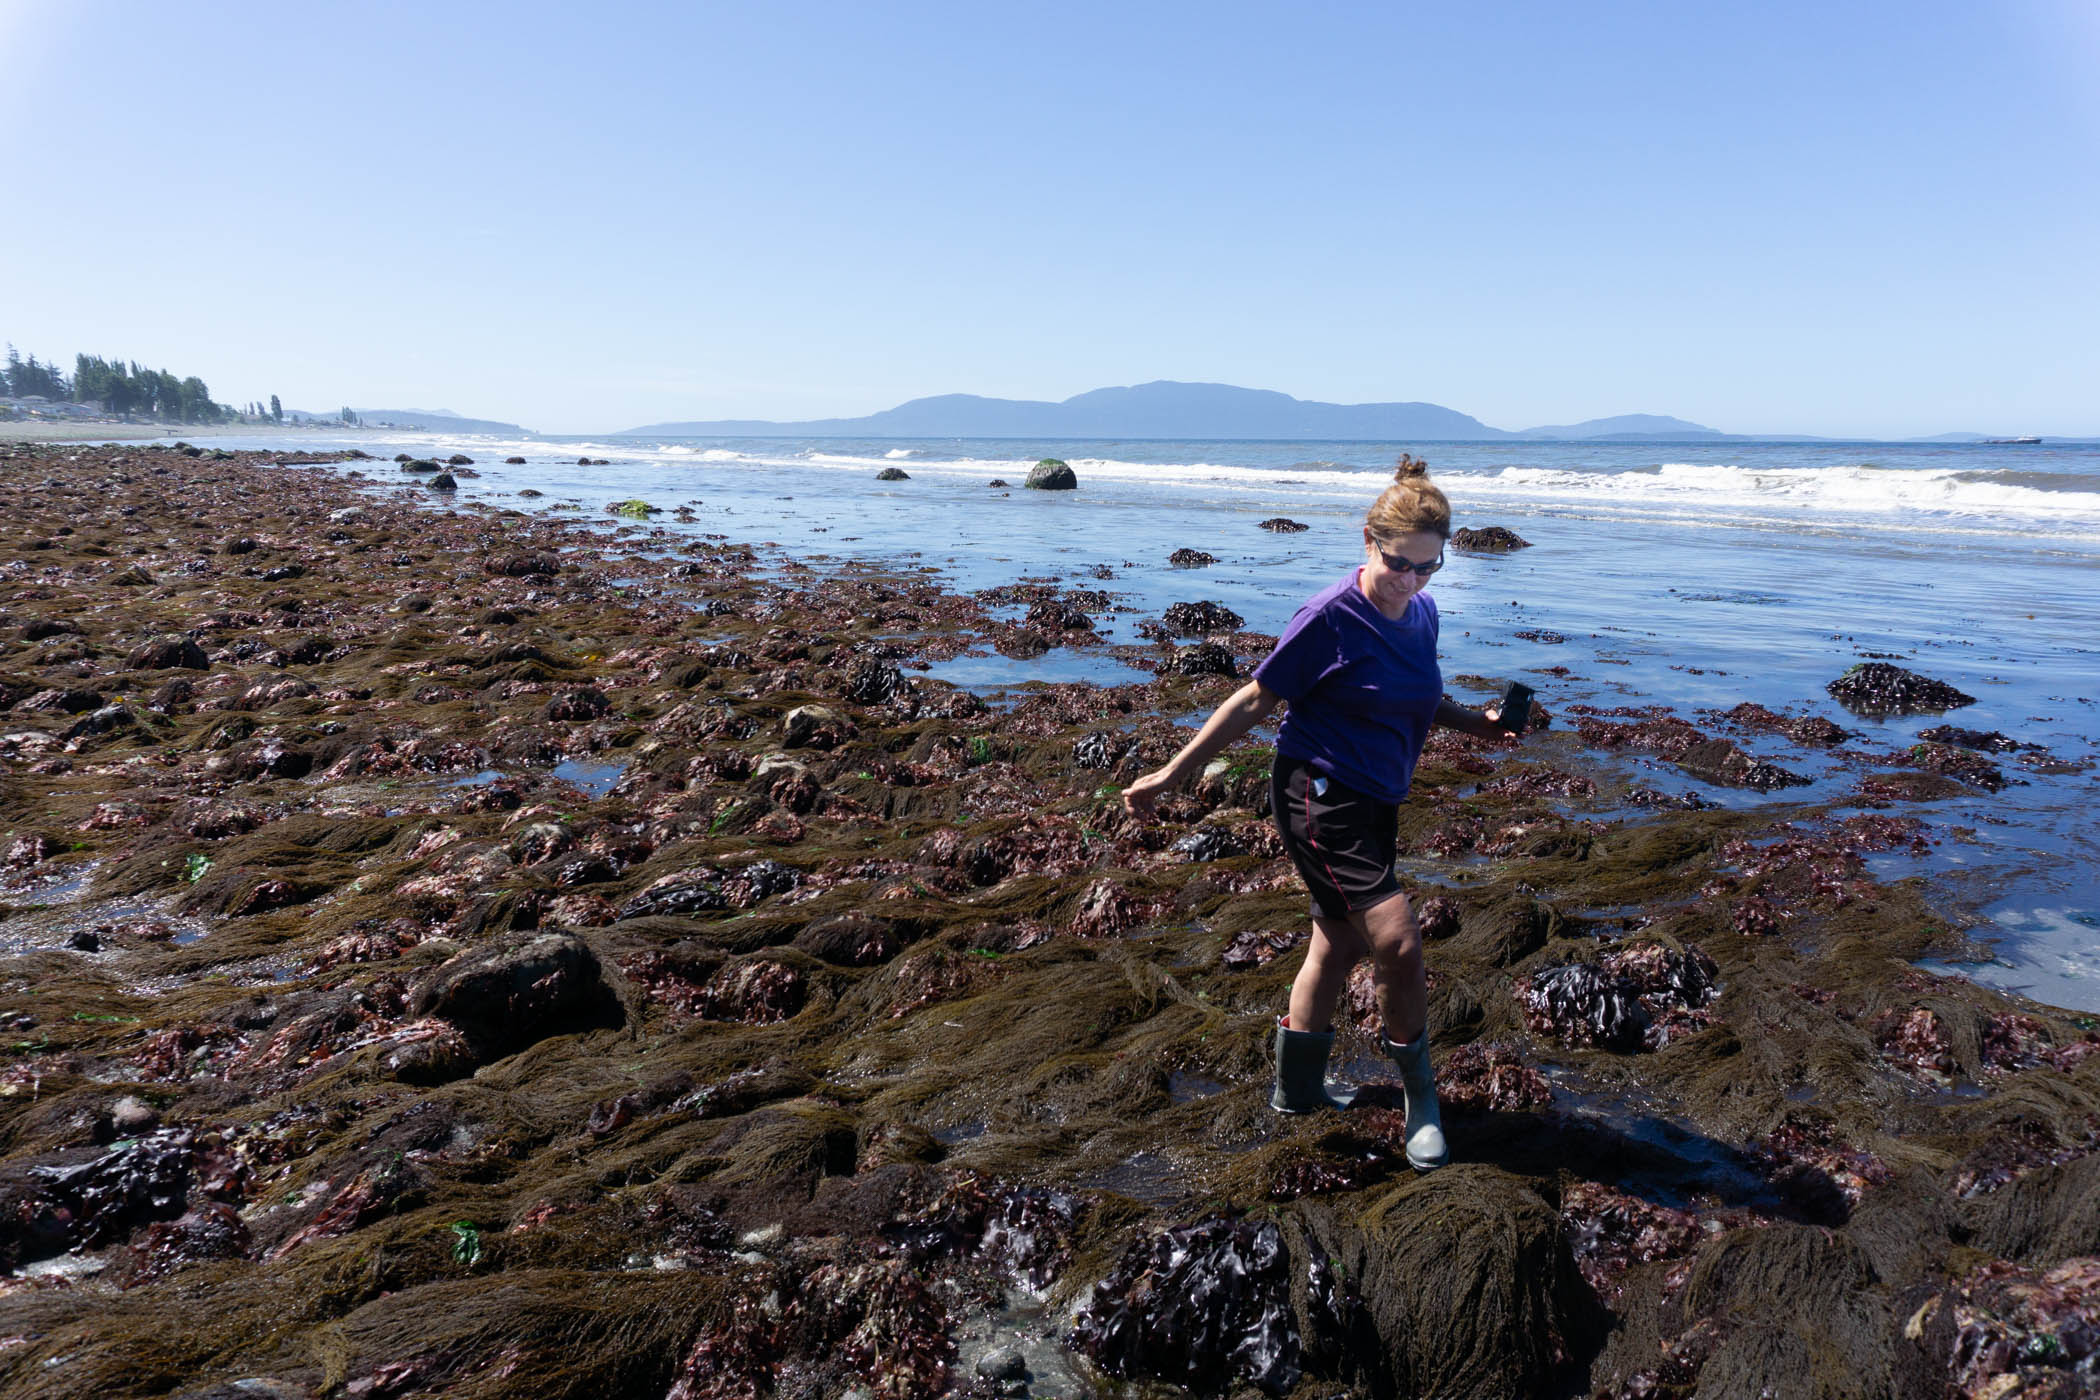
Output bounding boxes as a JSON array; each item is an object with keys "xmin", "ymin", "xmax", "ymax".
[
  {"xmin": 1270, "ymin": 1021, "xmax": 1358, "ymax": 1114},
  {"xmin": 1379, "ymin": 1030, "xmax": 1449, "ymax": 1171}
]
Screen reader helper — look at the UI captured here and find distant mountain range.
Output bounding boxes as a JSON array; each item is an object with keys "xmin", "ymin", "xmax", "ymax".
[
  {"xmin": 289, "ymin": 384, "xmax": 2083, "ymax": 443},
  {"xmin": 619, "ymin": 382, "xmax": 1724, "ymax": 441}
]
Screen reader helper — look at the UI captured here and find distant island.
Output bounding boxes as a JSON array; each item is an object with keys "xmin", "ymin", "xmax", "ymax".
[{"xmin": 620, "ymin": 382, "xmax": 1729, "ymax": 441}]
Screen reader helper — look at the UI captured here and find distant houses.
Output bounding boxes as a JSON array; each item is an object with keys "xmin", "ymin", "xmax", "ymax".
[{"xmin": 0, "ymin": 395, "xmax": 105, "ymax": 420}]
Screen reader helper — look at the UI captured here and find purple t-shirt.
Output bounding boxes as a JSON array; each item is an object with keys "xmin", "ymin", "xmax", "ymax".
[{"xmin": 1253, "ymin": 569, "xmax": 1441, "ymax": 803}]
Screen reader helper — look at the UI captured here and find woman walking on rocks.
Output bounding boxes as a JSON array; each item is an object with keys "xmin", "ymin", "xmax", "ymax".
[{"xmin": 1123, "ymin": 456, "xmax": 1522, "ymax": 1171}]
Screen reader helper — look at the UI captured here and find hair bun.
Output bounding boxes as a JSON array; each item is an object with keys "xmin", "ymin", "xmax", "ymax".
[{"xmin": 1393, "ymin": 453, "xmax": 1431, "ymax": 483}]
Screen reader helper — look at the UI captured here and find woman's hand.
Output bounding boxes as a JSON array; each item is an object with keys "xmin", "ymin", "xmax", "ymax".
[
  {"xmin": 1435, "ymin": 697, "xmax": 1521, "ymax": 739},
  {"xmin": 1121, "ymin": 766, "xmax": 1179, "ymax": 819},
  {"xmin": 1122, "ymin": 680, "xmax": 1280, "ymax": 819}
]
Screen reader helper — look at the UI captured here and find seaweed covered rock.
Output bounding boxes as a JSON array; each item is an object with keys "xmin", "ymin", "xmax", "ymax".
[
  {"xmin": 1168, "ymin": 547, "xmax": 1217, "ymax": 568},
  {"xmin": 6, "ymin": 1129, "xmax": 239, "ymax": 1268},
  {"xmin": 1452, "ymin": 525, "xmax": 1531, "ymax": 551},
  {"xmin": 1258, "ymin": 517, "xmax": 1309, "ymax": 533},
  {"xmin": 1918, "ymin": 724, "xmax": 2039, "ymax": 754},
  {"xmin": 406, "ymin": 930, "xmax": 615, "ymax": 1073},
  {"xmin": 1023, "ymin": 598, "xmax": 1094, "ymax": 631},
  {"xmin": 544, "ymin": 686, "xmax": 610, "ymax": 721},
  {"xmin": 1024, "ymin": 458, "xmax": 1077, "ymax": 490},
  {"xmin": 1071, "ymin": 1215, "xmax": 1304, "ymax": 1395},
  {"xmin": 1676, "ymin": 737, "xmax": 1813, "ymax": 792},
  {"xmin": 1827, "ymin": 661, "xmax": 1976, "ymax": 716},
  {"xmin": 488, "ymin": 550, "xmax": 561, "ymax": 577},
  {"xmin": 782, "ymin": 703, "xmax": 855, "ymax": 749},
  {"xmin": 1160, "ymin": 600, "xmax": 1244, "ymax": 635},
  {"xmin": 618, "ymin": 870, "xmax": 730, "ymax": 919},
  {"xmin": 1171, "ymin": 827, "xmax": 1245, "ymax": 862},
  {"xmin": 1164, "ymin": 642, "xmax": 1238, "ymax": 678},
  {"xmin": 1073, "ymin": 730, "xmax": 1139, "ymax": 771},
  {"xmin": 1518, "ymin": 942, "xmax": 1720, "ymax": 1051},
  {"xmin": 844, "ymin": 659, "xmax": 909, "ymax": 705},
  {"xmin": 1303, "ymin": 1168, "xmax": 1602, "ymax": 1397},
  {"xmin": 794, "ymin": 913, "xmax": 903, "ymax": 966},
  {"xmin": 875, "ymin": 467, "xmax": 911, "ymax": 481},
  {"xmin": 125, "ymin": 635, "xmax": 209, "ymax": 671}
]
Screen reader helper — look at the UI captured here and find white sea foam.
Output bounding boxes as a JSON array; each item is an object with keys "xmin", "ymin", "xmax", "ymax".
[
  {"xmin": 1450, "ymin": 462, "xmax": 2100, "ymax": 530},
  {"xmin": 597, "ymin": 445, "xmax": 2100, "ymax": 535}
]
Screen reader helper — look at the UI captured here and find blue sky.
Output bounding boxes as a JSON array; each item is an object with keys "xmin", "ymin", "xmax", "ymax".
[{"xmin": 4, "ymin": 0, "xmax": 2097, "ymax": 436}]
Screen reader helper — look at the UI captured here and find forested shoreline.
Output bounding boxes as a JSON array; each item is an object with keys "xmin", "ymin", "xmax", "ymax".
[{"xmin": 2, "ymin": 341, "xmax": 266, "ymax": 424}]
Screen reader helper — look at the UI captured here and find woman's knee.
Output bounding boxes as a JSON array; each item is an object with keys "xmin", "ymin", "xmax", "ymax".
[
  {"xmin": 1363, "ymin": 894, "xmax": 1421, "ymax": 965},
  {"xmin": 1303, "ymin": 938, "xmax": 1362, "ymax": 981}
]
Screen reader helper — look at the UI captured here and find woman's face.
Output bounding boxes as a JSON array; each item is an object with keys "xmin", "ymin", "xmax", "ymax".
[{"xmin": 1360, "ymin": 527, "xmax": 1445, "ymax": 616}]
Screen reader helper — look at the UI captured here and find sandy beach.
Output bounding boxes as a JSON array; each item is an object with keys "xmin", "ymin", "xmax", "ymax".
[
  {"xmin": 0, "ymin": 421, "xmax": 375, "ymax": 444},
  {"xmin": 0, "ymin": 440, "xmax": 2095, "ymax": 1399}
]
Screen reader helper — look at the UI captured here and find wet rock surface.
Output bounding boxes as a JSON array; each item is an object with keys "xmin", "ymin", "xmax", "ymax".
[
  {"xmin": 1023, "ymin": 458, "xmax": 1076, "ymax": 490},
  {"xmin": 0, "ymin": 442, "xmax": 2092, "ymax": 1400},
  {"xmin": 1157, "ymin": 600, "xmax": 1244, "ymax": 636},
  {"xmin": 1828, "ymin": 661, "xmax": 1978, "ymax": 716},
  {"xmin": 1451, "ymin": 524, "xmax": 1532, "ymax": 551}
]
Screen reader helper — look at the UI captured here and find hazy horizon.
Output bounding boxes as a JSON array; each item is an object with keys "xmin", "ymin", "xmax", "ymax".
[{"xmin": 4, "ymin": 1, "xmax": 2097, "ymax": 437}]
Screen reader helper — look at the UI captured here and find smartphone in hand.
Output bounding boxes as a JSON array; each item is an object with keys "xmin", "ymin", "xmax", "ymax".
[{"xmin": 1496, "ymin": 680, "xmax": 1535, "ymax": 734}]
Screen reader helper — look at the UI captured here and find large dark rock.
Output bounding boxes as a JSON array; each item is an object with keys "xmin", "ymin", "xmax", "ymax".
[
  {"xmin": 406, "ymin": 931, "xmax": 616, "ymax": 1074},
  {"xmin": 1452, "ymin": 525, "xmax": 1531, "ymax": 551},
  {"xmin": 875, "ymin": 467, "xmax": 911, "ymax": 481},
  {"xmin": 1024, "ymin": 458, "xmax": 1078, "ymax": 490}
]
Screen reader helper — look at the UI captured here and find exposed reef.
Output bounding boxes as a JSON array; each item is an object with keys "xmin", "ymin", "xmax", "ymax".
[{"xmin": 0, "ymin": 443, "xmax": 2094, "ymax": 1400}]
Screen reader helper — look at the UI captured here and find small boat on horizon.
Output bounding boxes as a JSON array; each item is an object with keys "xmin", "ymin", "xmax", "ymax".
[{"xmin": 1985, "ymin": 435, "xmax": 2044, "ymax": 444}]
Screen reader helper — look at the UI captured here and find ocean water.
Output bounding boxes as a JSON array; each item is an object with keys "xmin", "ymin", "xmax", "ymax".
[{"xmin": 186, "ymin": 429, "xmax": 2100, "ymax": 1012}]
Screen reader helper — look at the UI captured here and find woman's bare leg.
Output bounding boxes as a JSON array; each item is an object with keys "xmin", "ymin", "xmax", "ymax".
[
  {"xmin": 1360, "ymin": 892, "xmax": 1426, "ymax": 1044},
  {"xmin": 1287, "ymin": 915, "xmax": 1369, "ymax": 1032}
]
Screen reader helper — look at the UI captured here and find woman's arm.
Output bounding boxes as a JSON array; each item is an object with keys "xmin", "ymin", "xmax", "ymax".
[
  {"xmin": 1435, "ymin": 696, "xmax": 1516, "ymax": 739},
  {"xmin": 1122, "ymin": 680, "xmax": 1282, "ymax": 817}
]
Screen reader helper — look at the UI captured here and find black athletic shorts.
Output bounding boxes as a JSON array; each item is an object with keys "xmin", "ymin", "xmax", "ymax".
[{"xmin": 1271, "ymin": 754, "xmax": 1404, "ymax": 922}]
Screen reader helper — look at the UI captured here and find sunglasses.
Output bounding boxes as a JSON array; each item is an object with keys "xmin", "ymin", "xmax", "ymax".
[{"xmin": 1370, "ymin": 541, "xmax": 1445, "ymax": 576}]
